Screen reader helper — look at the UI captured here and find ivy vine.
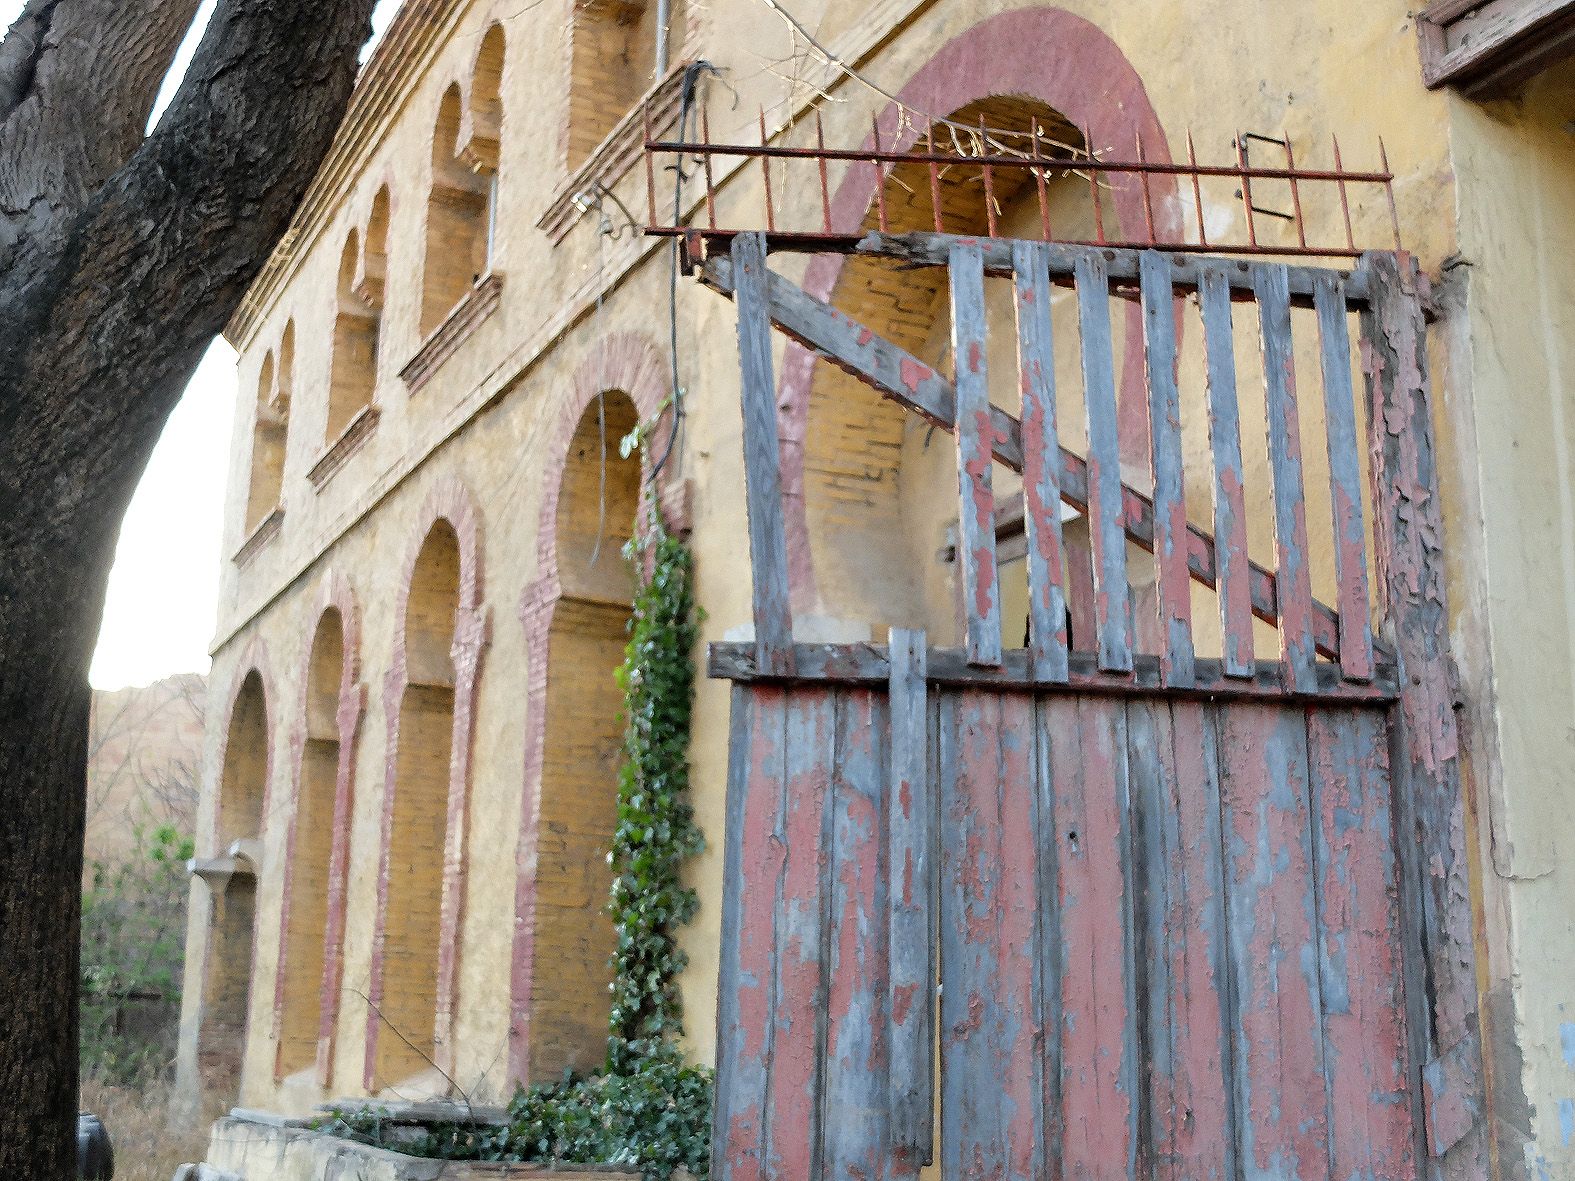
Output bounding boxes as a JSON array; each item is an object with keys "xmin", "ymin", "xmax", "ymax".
[{"xmin": 324, "ymin": 512, "xmax": 711, "ymax": 1179}]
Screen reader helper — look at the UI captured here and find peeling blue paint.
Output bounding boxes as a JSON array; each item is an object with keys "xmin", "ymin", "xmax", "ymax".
[
  {"xmin": 1560, "ymin": 1099, "xmax": 1575, "ymax": 1149},
  {"xmin": 1560, "ymin": 1022, "xmax": 1575, "ymax": 1069}
]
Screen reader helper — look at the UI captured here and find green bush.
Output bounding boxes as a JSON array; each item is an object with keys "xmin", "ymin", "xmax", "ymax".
[
  {"xmin": 325, "ymin": 517, "xmax": 712, "ymax": 1180},
  {"xmin": 80, "ymin": 823, "xmax": 195, "ymax": 1083}
]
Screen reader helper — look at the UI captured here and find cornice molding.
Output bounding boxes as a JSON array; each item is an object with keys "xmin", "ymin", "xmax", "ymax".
[{"xmin": 226, "ymin": 0, "xmax": 475, "ymax": 351}]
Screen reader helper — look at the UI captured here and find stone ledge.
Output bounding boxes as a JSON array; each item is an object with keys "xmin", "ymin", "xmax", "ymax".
[
  {"xmin": 401, "ymin": 274, "xmax": 504, "ymax": 394},
  {"xmin": 200, "ymin": 1116, "xmax": 643, "ymax": 1181},
  {"xmin": 234, "ymin": 506, "xmax": 284, "ymax": 567},
  {"xmin": 308, "ymin": 404, "xmax": 383, "ymax": 489},
  {"xmin": 538, "ymin": 63, "xmax": 691, "ymax": 244}
]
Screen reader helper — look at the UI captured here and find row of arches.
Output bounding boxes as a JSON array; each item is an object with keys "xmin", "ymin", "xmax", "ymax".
[{"xmin": 200, "ymin": 374, "xmax": 658, "ymax": 1102}]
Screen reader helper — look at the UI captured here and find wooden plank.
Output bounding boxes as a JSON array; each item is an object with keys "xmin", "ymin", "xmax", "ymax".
[
  {"xmin": 1254, "ymin": 266, "xmax": 1319, "ymax": 692},
  {"xmin": 1361, "ymin": 250, "xmax": 1486, "ymax": 1177},
  {"xmin": 1140, "ymin": 251, "xmax": 1196, "ymax": 687},
  {"xmin": 701, "ymin": 255, "xmax": 1379, "ymax": 665},
  {"xmin": 1076, "ymin": 253, "xmax": 1134, "ymax": 672},
  {"xmin": 711, "ymin": 686, "xmax": 779, "ymax": 1181},
  {"xmin": 940, "ymin": 691, "xmax": 1047, "ymax": 1180},
  {"xmin": 731, "ymin": 232, "xmax": 795, "ymax": 677},
  {"xmin": 853, "ymin": 231, "xmax": 1375, "ymax": 306},
  {"xmin": 1030, "ymin": 699, "xmax": 1064, "ymax": 1181},
  {"xmin": 1216, "ymin": 705, "xmax": 1331, "ymax": 1181},
  {"xmin": 1199, "ymin": 265, "xmax": 1256, "ymax": 678},
  {"xmin": 1014, "ymin": 241, "xmax": 1071, "ymax": 683},
  {"xmin": 1313, "ymin": 273, "xmax": 1375, "ymax": 683},
  {"xmin": 1420, "ymin": 0, "xmax": 1575, "ymax": 93},
  {"xmin": 1052, "ymin": 695, "xmax": 1139, "ymax": 1179},
  {"xmin": 1307, "ymin": 708, "xmax": 1414, "ymax": 1181},
  {"xmin": 821, "ymin": 690, "xmax": 890, "ymax": 1179},
  {"xmin": 1128, "ymin": 700, "xmax": 1233, "ymax": 1181},
  {"xmin": 707, "ymin": 642, "xmax": 1401, "ymax": 705},
  {"xmin": 885, "ymin": 631, "xmax": 932, "ymax": 1170},
  {"xmin": 764, "ymin": 689, "xmax": 835, "ymax": 1179},
  {"xmin": 950, "ymin": 242, "xmax": 1002, "ymax": 667}
]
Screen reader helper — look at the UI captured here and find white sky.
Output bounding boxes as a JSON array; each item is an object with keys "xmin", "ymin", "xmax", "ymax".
[{"xmin": 1, "ymin": 1, "xmax": 398, "ymax": 690}]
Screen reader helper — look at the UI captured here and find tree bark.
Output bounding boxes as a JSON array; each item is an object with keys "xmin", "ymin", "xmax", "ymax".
[{"xmin": 0, "ymin": 1, "xmax": 377, "ymax": 1173}]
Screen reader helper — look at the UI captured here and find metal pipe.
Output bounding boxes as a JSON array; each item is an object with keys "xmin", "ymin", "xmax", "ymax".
[{"xmin": 655, "ymin": 0, "xmax": 671, "ymax": 80}]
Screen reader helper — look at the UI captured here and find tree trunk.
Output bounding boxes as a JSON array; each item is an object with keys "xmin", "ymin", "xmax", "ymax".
[{"xmin": 0, "ymin": 1, "xmax": 379, "ymax": 1171}]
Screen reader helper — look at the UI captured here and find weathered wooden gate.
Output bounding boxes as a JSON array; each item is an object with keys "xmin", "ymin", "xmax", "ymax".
[{"xmin": 698, "ymin": 228, "xmax": 1485, "ymax": 1180}]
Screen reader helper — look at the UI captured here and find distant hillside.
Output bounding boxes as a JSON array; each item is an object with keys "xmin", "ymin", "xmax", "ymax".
[{"xmin": 86, "ymin": 674, "xmax": 206, "ymax": 871}]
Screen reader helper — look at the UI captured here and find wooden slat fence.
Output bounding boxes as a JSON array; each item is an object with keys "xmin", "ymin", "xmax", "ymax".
[{"xmin": 706, "ymin": 231, "xmax": 1485, "ymax": 1181}]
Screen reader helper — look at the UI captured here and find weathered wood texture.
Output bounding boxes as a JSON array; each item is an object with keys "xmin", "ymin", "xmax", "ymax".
[
  {"xmin": 1419, "ymin": 0, "xmax": 1575, "ymax": 95},
  {"xmin": 710, "ymin": 685, "xmax": 1417, "ymax": 1180},
  {"xmin": 949, "ymin": 242, "xmax": 1002, "ymax": 667},
  {"xmin": 1362, "ymin": 251, "xmax": 1487, "ymax": 1177},
  {"xmin": 731, "ymin": 232, "xmax": 796, "ymax": 674},
  {"xmin": 706, "ymin": 246, "xmax": 1389, "ymax": 671}
]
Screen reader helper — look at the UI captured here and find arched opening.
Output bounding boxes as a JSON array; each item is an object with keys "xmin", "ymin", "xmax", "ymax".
[
  {"xmin": 198, "ymin": 670, "xmax": 269, "ymax": 1101},
  {"xmin": 376, "ymin": 522, "xmax": 460, "ymax": 1087},
  {"xmin": 529, "ymin": 390, "xmax": 639, "ymax": 1077},
  {"xmin": 803, "ymin": 97, "xmax": 1117, "ymax": 650},
  {"xmin": 565, "ymin": 0, "xmax": 679, "ymax": 168},
  {"xmin": 276, "ymin": 609, "xmax": 344, "ymax": 1079},
  {"xmin": 244, "ymin": 325, "xmax": 291, "ymax": 533},
  {"xmin": 327, "ymin": 232, "xmax": 380, "ymax": 442},
  {"xmin": 420, "ymin": 85, "xmax": 493, "ymax": 336}
]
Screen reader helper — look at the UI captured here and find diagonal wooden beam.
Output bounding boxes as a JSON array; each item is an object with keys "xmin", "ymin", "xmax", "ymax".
[{"xmin": 702, "ymin": 253, "xmax": 1389, "ymax": 666}]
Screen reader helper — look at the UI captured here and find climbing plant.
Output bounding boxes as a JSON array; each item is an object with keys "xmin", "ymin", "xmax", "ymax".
[{"xmin": 325, "ymin": 508, "xmax": 711, "ymax": 1179}]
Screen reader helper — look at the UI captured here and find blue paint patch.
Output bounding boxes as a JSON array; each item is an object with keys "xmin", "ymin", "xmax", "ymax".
[
  {"xmin": 1561, "ymin": 1099, "xmax": 1575, "ymax": 1149},
  {"xmin": 1561, "ymin": 1022, "xmax": 1575, "ymax": 1068}
]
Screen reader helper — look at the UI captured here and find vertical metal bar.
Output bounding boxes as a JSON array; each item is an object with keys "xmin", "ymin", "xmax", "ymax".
[
  {"xmin": 1254, "ymin": 265, "xmax": 1318, "ymax": 691},
  {"xmin": 643, "ymin": 106, "xmax": 657, "ymax": 227},
  {"xmin": 816, "ymin": 110, "xmax": 832, "ymax": 234},
  {"xmin": 1188, "ymin": 130, "xmax": 1208, "ymax": 249},
  {"xmin": 759, "ymin": 108, "xmax": 775, "ymax": 233},
  {"xmin": 731, "ymin": 232, "xmax": 795, "ymax": 675},
  {"xmin": 1285, "ymin": 136, "xmax": 1308, "ymax": 249},
  {"xmin": 981, "ymin": 114, "xmax": 998, "ymax": 238},
  {"xmin": 871, "ymin": 115, "xmax": 889, "ymax": 234},
  {"xmin": 1313, "ymin": 273, "xmax": 1374, "ymax": 682},
  {"xmin": 1236, "ymin": 134, "xmax": 1259, "ymax": 248},
  {"xmin": 950, "ymin": 240, "xmax": 1003, "ymax": 668},
  {"xmin": 1140, "ymin": 251, "xmax": 1195, "ymax": 687},
  {"xmin": 887, "ymin": 631, "xmax": 932, "ymax": 1171},
  {"xmin": 1086, "ymin": 125, "xmax": 1106, "ymax": 244},
  {"xmin": 700, "ymin": 101, "xmax": 717, "ymax": 230},
  {"xmin": 1380, "ymin": 138, "xmax": 1402, "ymax": 251},
  {"xmin": 1075, "ymin": 252, "xmax": 1133, "ymax": 672},
  {"xmin": 1031, "ymin": 121, "xmax": 1052, "ymax": 242},
  {"xmin": 1199, "ymin": 266, "xmax": 1255, "ymax": 678},
  {"xmin": 1014, "ymin": 241, "xmax": 1070, "ymax": 683},
  {"xmin": 1333, "ymin": 136, "xmax": 1356, "ymax": 252},
  {"xmin": 927, "ymin": 121, "xmax": 944, "ymax": 233},
  {"xmin": 1136, "ymin": 132, "xmax": 1156, "ymax": 245}
]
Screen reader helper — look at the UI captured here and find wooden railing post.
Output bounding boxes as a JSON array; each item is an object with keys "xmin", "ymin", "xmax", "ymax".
[
  {"xmin": 732, "ymin": 232, "xmax": 795, "ymax": 676},
  {"xmin": 1361, "ymin": 250, "xmax": 1487, "ymax": 1179}
]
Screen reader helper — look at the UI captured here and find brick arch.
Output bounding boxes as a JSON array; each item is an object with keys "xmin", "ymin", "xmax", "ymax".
[
  {"xmin": 777, "ymin": 7, "xmax": 1179, "ymax": 605},
  {"xmin": 269, "ymin": 571, "xmax": 365, "ymax": 1088},
  {"xmin": 365, "ymin": 477, "xmax": 490, "ymax": 1090},
  {"xmin": 508, "ymin": 332, "xmax": 671, "ymax": 1086},
  {"xmin": 195, "ymin": 639, "xmax": 276, "ymax": 1103}
]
